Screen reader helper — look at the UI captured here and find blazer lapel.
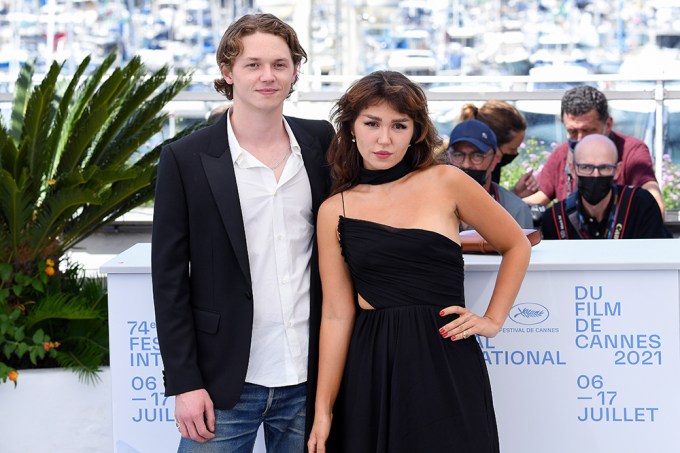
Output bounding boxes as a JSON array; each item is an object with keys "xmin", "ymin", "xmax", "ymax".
[
  {"xmin": 200, "ymin": 116, "xmax": 252, "ymax": 287},
  {"xmin": 288, "ymin": 118, "xmax": 328, "ymax": 214}
]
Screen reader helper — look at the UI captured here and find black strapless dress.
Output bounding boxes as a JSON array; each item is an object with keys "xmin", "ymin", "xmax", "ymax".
[{"xmin": 327, "ymin": 216, "xmax": 499, "ymax": 453}]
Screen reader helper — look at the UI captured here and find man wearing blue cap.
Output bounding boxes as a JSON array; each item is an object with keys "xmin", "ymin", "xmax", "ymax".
[{"xmin": 445, "ymin": 119, "xmax": 534, "ymax": 229}]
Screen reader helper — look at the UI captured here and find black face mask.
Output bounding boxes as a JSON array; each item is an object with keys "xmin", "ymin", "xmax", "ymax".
[
  {"xmin": 462, "ymin": 168, "xmax": 488, "ymax": 186},
  {"xmin": 499, "ymin": 153, "xmax": 518, "ymax": 167},
  {"xmin": 578, "ymin": 175, "xmax": 614, "ymax": 205},
  {"xmin": 568, "ymin": 139, "xmax": 579, "ymax": 152}
]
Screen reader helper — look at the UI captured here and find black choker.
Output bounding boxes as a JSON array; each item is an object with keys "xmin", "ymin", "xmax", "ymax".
[{"xmin": 357, "ymin": 159, "xmax": 413, "ymax": 185}]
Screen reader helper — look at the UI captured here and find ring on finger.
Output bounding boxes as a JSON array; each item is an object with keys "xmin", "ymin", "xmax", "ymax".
[{"xmin": 462, "ymin": 330, "xmax": 469, "ymax": 339}]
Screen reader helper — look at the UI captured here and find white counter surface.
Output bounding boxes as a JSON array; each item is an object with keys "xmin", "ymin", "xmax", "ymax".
[{"xmin": 464, "ymin": 238, "xmax": 680, "ymax": 271}]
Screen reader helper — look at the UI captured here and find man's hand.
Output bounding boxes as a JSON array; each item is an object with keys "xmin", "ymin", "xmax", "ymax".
[
  {"xmin": 175, "ymin": 389, "xmax": 216, "ymax": 443},
  {"xmin": 513, "ymin": 170, "xmax": 540, "ymax": 198}
]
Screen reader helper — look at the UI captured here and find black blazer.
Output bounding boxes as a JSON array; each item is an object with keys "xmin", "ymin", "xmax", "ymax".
[{"xmin": 151, "ymin": 113, "xmax": 334, "ymax": 427}]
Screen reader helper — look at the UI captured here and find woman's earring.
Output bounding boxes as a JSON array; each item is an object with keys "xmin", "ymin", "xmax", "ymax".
[{"xmin": 351, "ymin": 137, "xmax": 355, "ymax": 143}]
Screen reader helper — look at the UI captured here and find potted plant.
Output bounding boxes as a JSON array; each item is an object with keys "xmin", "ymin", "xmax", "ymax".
[{"xmin": 0, "ymin": 52, "xmax": 196, "ymax": 385}]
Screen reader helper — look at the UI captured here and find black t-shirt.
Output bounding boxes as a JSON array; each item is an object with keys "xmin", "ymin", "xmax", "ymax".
[{"xmin": 540, "ymin": 185, "xmax": 672, "ymax": 240}]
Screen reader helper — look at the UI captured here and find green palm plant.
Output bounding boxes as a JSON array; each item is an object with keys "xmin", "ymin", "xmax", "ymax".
[
  {"xmin": 0, "ymin": 52, "xmax": 196, "ymax": 383},
  {"xmin": 1, "ymin": 52, "xmax": 191, "ymax": 263}
]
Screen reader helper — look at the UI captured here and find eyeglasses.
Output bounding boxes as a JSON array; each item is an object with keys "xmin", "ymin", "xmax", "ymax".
[
  {"xmin": 573, "ymin": 162, "xmax": 617, "ymax": 176},
  {"xmin": 446, "ymin": 149, "xmax": 491, "ymax": 165}
]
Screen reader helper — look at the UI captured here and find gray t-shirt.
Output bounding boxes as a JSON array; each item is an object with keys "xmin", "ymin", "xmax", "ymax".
[{"xmin": 493, "ymin": 182, "xmax": 534, "ymax": 229}]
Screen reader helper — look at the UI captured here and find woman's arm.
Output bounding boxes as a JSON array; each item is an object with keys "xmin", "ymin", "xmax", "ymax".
[
  {"xmin": 308, "ymin": 196, "xmax": 357, "ymax": 453},
  {"xmin": 441, "ymin": 170, "xmax": 531, "ymax": 340}
]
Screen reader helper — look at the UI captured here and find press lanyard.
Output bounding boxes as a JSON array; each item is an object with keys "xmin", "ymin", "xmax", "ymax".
[
  {"xmin": 489, "ymin": 183, "xmax": 499, "ymax": 202},
  {"xmin": 577, "ymin": 185, "xmax": 620, "ymax": 239}
]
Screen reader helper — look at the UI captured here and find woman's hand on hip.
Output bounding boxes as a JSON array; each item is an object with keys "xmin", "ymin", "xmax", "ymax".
[{"xmin": 438, "ymin": 305, "xmax": 502, "ymax": 340}]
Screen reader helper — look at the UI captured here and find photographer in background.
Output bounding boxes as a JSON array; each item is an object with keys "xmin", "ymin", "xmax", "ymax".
[
  {"xmin": 540, "ymin": 134, "xmax": 670, "ymax": 240},
  {"xmin": 523, "ymin": 85, "xmax": 664, "ymax": 218}
]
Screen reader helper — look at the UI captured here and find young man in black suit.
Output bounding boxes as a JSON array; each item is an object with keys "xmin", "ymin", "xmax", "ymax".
[{"xmin": 151, "ymin": 13, "xmax": 335, "ymax": 452}]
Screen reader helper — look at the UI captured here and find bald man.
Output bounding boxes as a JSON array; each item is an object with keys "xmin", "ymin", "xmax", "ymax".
[
  {"xmin": 523, "ymin": 85, "xmax": 664, "ymax": 216},
  {"xmin": 540, "ymin": 134, "xmax": 671, "ymax": 239}
]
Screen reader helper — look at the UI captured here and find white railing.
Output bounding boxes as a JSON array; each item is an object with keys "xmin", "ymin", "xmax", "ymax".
[
  {"xmin": 2, "ymin": 74, "xmax": 679, "ymax": 179},
  {"xmin": 175, "ymin": 74, "xmax": 680, "ymax": 179}
]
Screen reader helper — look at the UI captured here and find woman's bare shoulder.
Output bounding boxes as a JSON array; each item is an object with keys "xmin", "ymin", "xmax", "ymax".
[
  {"xmin": 414, "ymin": 164, "xmax": 465, "ymax": 186},
  {"xmin": 319, "ymin": 192, "xmax": 345, "ymax": 217}
]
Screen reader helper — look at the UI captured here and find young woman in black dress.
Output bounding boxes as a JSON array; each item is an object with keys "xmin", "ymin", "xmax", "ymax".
[{"xmin": 308, "ymin": 71, "xmax": 531, "ymax": 453}]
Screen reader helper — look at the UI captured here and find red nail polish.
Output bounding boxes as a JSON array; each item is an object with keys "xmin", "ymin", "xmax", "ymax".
[
  {"xmin": 439, "ymin": 310, "xmax": 445, "ymax": 316},
  {"xmin": 451, "ymin": 335, "xmax": 457, "ymax": 340},
  {"xmin": 442, "ymin": 331, "xmax": 448, "ymax": 338},
  {"xmin": 439, "ymin": 327, "xmax": 445, "ymax": 334}
]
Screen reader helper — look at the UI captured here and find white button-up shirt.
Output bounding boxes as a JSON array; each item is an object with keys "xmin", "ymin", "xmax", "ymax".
[{"xmin": 227, "ymin": 113, "xmax": 312, "ymax": 387}]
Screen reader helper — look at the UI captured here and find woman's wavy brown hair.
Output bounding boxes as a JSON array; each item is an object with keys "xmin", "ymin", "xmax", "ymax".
[
  {"xmin": 213, "ymin": 13, "xmax": 307, "ymax": 100},
  {"xmin": 328, "ymin": 71, "xmax": 442, "ymax": 194}
]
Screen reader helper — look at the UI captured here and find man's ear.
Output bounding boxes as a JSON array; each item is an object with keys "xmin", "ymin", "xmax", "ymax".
[
  {"xmin": 565, "ymin": 150, "xmax": 575, "ymax": 182},
  {"xmin": 220, "ymin": 63, "xmax": 233, "ymax": 84},
  {"xmin": 614, "ymin": 161, "xmax": 623, "ymax": 180},
  {"xmin": 604, "ymin": 116, "xmax": 614, "ymax": 135},
  {"xmin": 491, "ymin": 149, "xmax": 502, "ymax": 169}
]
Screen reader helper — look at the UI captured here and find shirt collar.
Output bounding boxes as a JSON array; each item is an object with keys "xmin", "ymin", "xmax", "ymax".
[
  {"xmin": 577, "ymin": 186, "xmax": 618, "ymax": 237},
  {"xmin": 226, "ymin": 110, "xmax": 302, "ymax": 165}
]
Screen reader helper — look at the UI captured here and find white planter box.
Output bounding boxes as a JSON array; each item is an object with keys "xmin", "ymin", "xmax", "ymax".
[{"xmin": 0, "ymin": 367, "xmax": 113, "ymax": 452}]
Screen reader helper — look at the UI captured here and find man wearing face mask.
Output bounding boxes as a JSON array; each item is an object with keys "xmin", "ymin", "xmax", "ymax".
[
  {"xmin": 523, "ymin": 85, "xmax": 664, "ymax": 217},
  {"xmin": 458, "ymin": 101, "xmax": 539, "ymax": 198},
  {"xmin": 446, "ymin": 119, "xmax": 534, "ymax": 229},
  {"xmin": 540, "ymin": 134, "xmax": 671, "ymax": 240}
]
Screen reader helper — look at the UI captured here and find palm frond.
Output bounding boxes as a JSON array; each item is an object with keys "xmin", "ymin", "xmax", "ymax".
[
  {"xmin": 77, "ymin": 275, "xmax": 108, "ymax": 306},
  {"xmin": 0, "ymin": 124, "xmax": 19, "ymax": 176},
  {"xmin": 54, "ymin": 342, "xmax": 106, "ymax": 384},
  {"xmin": 51, "ymin": 54, "xmax": 117, "ymax": 175},
  {"xmin": 84, "ymin": 166, "xmax": 140, "ymax": 189},
  {"xmin": 47, "ymin": 55, "xmax": 92, "ymax": 178},
  {"xmin": 28, "ymin": 186, "xmax": 102, "ymax": 260},
  {"xmin": 50, "ymin": 277, "xmax": 108, "ymax": 383},
  {"xmin": 4, "ymin": 53, "xmax": 194, "ymax": 262},
  {"xmin": 65, "ymin": 52, "xmax": 117, "ymax": 129},
  {"xmin": 22, "ymin": 61, "xmax": 62, "ymax": 185},
  {"xmin": 10, "ymin": 59, "xmax": 34, "ymax": 143},
  {"xmin": 54, "ymin": 102, "xmax": 112, "ymax": 175},
  {"xmin": 60, "ymin": 166, "xmax": 155, "ymax": 250},
  {"xmin": 101, "ymin": 185, "xmax": 155, "ymax": 224},
  {"xmin": 0, "ymin": 220, "xmax": 11, "ymax": 260},
  {"xmin": 0, "ymin": 170, "xmax": 33, "ymax": 260},
  {"xmin": 83, "ymin": 57, "xmax": 148, "ymax": 166},
  {"xmin": 99, "ymin": 116, "xmax": 169, "ymax": 169},
  {"xmin": 93, "ymin": 66, "xmax": 190, "ymax": 168},
  {"xmin": 1, "ymin": 51, "xmax": 197, "ymax": 381},
  {"xmin": 135, "ymin": 119, "xmax": 209, "ymax": 169},
  {"xmin": 24, "ymin": 291, "xmax": 102, "ymax": 329}
]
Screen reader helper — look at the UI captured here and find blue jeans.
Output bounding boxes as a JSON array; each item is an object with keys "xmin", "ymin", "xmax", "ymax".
[{"xmin": 177, "ymin": 382, "xmax": 306, "ymax": 453}]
